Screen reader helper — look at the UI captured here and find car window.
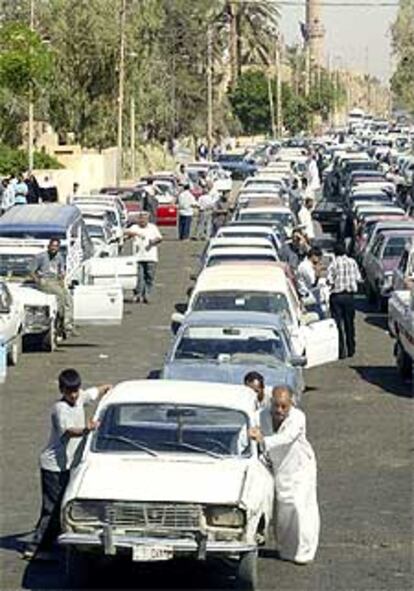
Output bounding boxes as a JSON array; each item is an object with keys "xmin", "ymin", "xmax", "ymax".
[
  {"xmin": 174, "ymin": 325, "xmax": 286, "ymax": 362},
  {"xmin": 371, "ymin": 235, "xmax": 384, "ymax": 258},
  {"xmin": 382, "ymin": 237, "xmax": 409, "ymax": 259},
  {"xmin": 193, "ymin": 290, "xmax": 291, "ymax": 321},
  {"xmin": 93, "ymin": 403, "xmax": 251, "ymax": 458}
]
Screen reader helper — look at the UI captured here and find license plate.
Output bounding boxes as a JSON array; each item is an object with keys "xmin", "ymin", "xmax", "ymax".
[{"xmin": 132, "ymin": 545, "xmax": 173, "ymax": 562}]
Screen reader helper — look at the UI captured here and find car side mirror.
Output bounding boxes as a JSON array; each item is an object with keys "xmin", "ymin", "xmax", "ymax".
[
  {"xmin": 291, "ymin": 355, "xmax": 307, "ymax": 368},
  {"xmin": 175, "ymin": 302, "xmax": 187, "ymax": 314},
  {"xmin": 171, "ymin": 312, "xmax": 184, "ymax": 334}
]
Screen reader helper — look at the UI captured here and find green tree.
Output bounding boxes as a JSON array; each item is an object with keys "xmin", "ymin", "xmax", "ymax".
[
  {"xmin": 391, "ymin": 0, "xmax": 414, "ymax": 113},
  {"xmin": 224, "ymin": 0, "xmax": 280, "ymax": 85},
  {"xmin": 0, "ymin": 22, "xmax": 52, "ymax": 99},
  {"xmin": 228, "ymin": 70, "xmax": 271, "ymax": 134}
]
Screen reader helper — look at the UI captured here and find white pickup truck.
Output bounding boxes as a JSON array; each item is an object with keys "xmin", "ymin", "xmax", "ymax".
[{"xmin": 388, "ymin": 289, "xmax": 414, "ymax": 381}]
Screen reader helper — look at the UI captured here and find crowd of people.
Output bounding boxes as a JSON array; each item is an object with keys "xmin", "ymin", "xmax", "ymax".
[{"xmin": 0, "ymin": 172, "xmax": 59, "ymax": 212}]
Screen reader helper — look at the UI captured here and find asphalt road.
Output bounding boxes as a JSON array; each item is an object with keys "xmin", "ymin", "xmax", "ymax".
[{"xmin": 0, "ymin": 227, "xmax": 412, "ymax": 591}]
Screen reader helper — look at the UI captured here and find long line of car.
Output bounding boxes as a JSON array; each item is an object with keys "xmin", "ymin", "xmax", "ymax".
[{"xmin": 1, "ymin": 129, "xmax": 412, "ymax": 587}]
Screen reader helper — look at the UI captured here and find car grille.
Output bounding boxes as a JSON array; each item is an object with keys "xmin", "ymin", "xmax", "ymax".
[{"xmin": 104, "ymin": 502, "xmax": 202, "ymax": 530}]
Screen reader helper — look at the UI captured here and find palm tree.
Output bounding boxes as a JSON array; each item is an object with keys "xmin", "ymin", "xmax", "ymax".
[{"xmin": 223, "ymin": 0, "xmax": 280, "ymax": 86}]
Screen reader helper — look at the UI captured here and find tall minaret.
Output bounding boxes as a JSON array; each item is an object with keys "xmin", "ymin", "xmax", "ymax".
[{"xmin": 306, "ymin": 0, "xmax": 325, "ymax": 67}]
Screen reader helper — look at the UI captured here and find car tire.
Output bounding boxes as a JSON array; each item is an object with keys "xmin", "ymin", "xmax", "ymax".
[
  {"xmin": 7, "ymin": 335, "xmax": 21, "ymax": 367},
  {"xmin": 235, "ymin": 550, "xmax": 258, "ymax": 590},
  {"xmin": 42, "ymin": 324, "xmax": 56, "ymax": 353},
  {"xmin": 396, "ymin": 342, "xmax": 412, "ymax": 381}
]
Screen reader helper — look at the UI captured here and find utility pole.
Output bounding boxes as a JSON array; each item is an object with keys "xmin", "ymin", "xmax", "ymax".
[
  {"xmin": 305, "ymin": 43, "xmax": 310, "ymax": 97},
  {"xmin": 275, "ymin": 38, "xmax": 283, "ymax": 138},
  {"xmin": 228, "ymin": 1, "xmax": 238, "ymax": 88},
  {"xmin": 130, "ymin": 96, "xmax": 135, "ymax": 180},
  {"xmin": 268, "ymin": 77, "xmax": 276, "ymax": 139},
  {"xmin": 28, "ymin": 0, "xmax": 35, "ymax": 172},
  {"xmin": 116, "ymin": 0, "xmax": 127, "ymax": 187},
  {"xmin": 207, "ymin": 25, "xmax": 213, "ymax": 160}
]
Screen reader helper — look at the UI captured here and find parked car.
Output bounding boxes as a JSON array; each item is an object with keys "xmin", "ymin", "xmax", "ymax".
[
  {"xmin": 388, "ymin": 290, "xmax": 414, "ymax": 380},
  {"xmin": 171, "ymin": 263, "xmax": 339, "ymax": 368},
  {"xmin": 392, "ymin": 241, "xmax": 414, "ymax": 290},
  {"xmin": 0, "ymin": 280, "xmax": 24, "ymax": 366},
  {"xmin": 363, "ymin": 229, "xmax": 414, "ymax": 309},
  {"xmin": 215, "ymin": 153, "xmax": 258, "ymax": 180},
  {"xmin": 163, "ymin": 312, "xmax": 305, "ymax": 401},
  {"xmin": 59, "ymin": 380, "xmax": 274, "ymax": 589}
]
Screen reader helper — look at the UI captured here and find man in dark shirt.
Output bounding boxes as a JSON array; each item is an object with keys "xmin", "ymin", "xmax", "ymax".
[{"xmin": 30, "ymin": 238, "xmax": 74, "ymax": 337}]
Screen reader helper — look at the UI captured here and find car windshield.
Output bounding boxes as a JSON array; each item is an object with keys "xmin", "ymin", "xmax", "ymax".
[
  {"xmin": 207, "ymin": 253, "xmax": 276, "ymax": 266},
  {"xmin": 218, "ymin": 154, "xmax": 244, "ymax": 162},
  {"xmin": 239, "ymin": 212, "xmax": 293, "ymax": 226},
  {"xmin": 193, "ymin": 290, "xmax": 291, "ymax": 321},
  {"xmin": 174, "ymin": 325, "xmax": 286, "ymax": 362},
  {"xmin": 383, "ymin": 237, "xmax": 411, "ymax": 259},
  {"xmin": 86, "ymin": 224, "xmax": 104, "ymax": 239},
  {"xmin": 0, "ymin": 253, "xmax": 35, "ymax": 277},
  {"xmin": 93, "ymin": 403, "xmax": 251, "ymax": 458}
]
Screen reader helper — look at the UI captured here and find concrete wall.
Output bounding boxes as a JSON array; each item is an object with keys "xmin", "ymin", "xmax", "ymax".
[{"xmin": 33, "ymin": 147, "xmax": 118, "ymax": 202}]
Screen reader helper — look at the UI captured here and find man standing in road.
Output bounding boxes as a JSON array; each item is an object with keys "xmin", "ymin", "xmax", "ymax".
[
  {"xmin": 125, "ymin": 211, "xmax": 163, "ymax": 304},
  {"xmin": 279, "ymin": 229, "xmax": 310, "ymax": 270},
  {"xmin": 298, "ymin": 197, "xmax": 315, "ymax": 241},
  {"xmin": 327, "ymin": 243, "xmax": 362, "ymax": 359},
  {"xmin": 177, "ymin": 182, "xmax": 197, "ymax": 240},
  {"xmin": 249, "ymin": 386, "xmax": 320, "ymax": 565},
  {"xmin": 297, "ymin": 247, "xmax": 325, "ymax": 317},
  {"xmin": 24, "ymin": 369, "xmax": 112, "ymax": 560},
  {"xmin": 244, "ymin": 371, "xmax": 272, "ymax": 434},
  {"xmin": 30, "ymin": 237, "xmax": 75, "ymax": 338},
  {"xmin": 194, "ymin": 180, "xmax": 219, "ymax": 240}
]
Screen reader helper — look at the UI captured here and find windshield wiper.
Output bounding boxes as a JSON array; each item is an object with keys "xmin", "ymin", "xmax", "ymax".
[
  {"xmin": 161, "ymin": 441, "xmax": 224, "ymax": 459},
  {"xmin": 101, "ymin": 435, "xmax": 158, "ymax": 457}
]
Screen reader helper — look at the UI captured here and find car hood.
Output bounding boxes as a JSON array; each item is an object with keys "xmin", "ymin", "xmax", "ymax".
[
  {"xmin": 69, "ymin": 455, "xmax": 249, "ymax": 505},
  {"xmin": 8, "ymin": 283, "xmax": 57, "ymax": 308}
]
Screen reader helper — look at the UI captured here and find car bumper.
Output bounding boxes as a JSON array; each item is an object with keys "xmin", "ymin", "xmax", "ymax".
[{"xmin": 59, "ymin": 532, "xmax": 256, "ymax": 558}]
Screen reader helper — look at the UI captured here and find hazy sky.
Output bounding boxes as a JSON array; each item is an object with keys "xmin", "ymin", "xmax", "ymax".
[{"xmin": 280, "ymin": 0, "xmax": 399, "ymax": 82}]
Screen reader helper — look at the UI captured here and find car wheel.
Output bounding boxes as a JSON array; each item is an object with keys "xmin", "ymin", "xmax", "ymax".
[
  {"xmin": 7, "ymin": 336, "xmax": 21, "ymax": 367},
  {"xmin": 235, "ymin": 550, "xmax": 258, "ymax": 590},
  {"xmin": 396, "ymin": 342, "xmax": 412, "ymax": 381},
  {"xmin": 42, "ymin": 324, "xmax": 56, "ymax": 353}
]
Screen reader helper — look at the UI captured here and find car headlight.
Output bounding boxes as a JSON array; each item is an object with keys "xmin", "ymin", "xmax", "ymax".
[
  {"xmin": 25, "ymin": 305, "xmax": 49, "ymax": 323},
  {"xmin": 205, "ymin": 506, "xmax": 245, "ymax": 528},
  {"xmin": 67, "ymin": 500, "xmax": 103, "ymax": 522}
]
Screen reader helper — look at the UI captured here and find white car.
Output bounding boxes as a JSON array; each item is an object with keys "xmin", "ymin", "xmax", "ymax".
[
  {"xmin": 0, "ymin": 281, "xmax": 24, "ymax": 366},
  {"xmin": 60, "ymin": 380, "xmax": 274, "ymax": 588},
  {"xmin": 84, "ymin": 217, "xmax": 119, "ymax": 258}
]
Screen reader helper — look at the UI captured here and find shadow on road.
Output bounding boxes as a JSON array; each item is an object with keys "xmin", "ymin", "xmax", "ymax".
[
  {"xmin": 363, "ymin": 314, "xmax": 388, "ymax": 330},
  {"xmin": 351, "ymin": 365, "xmax": 413, "ymax": 398},
  {"xmin": 20, "ymin": 554, "xmax": 236, "ymax": 590}
]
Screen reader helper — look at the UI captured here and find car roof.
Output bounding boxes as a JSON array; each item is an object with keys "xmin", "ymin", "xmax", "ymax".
[
  {"xmin": 219, "ymin": 225, "xmax": 275, "ymax": 234},
  {"xmin": 207, "ymin": 247, "xmax": 278, "ymax": 257},
  {"xmin": 99, "ymin": 379, "xmax": 257, "ymax": 415},
  {"xmin": 208, "ymin": 237, "xmax": 273, "ymax": 247},
  {"xmin": 0, "ymin": 204, "xmax": 81, "ymax": 236},
  {"xmin": 239, "ymin": 206, "xmax": 290, "ymax": 213},
  {"xmin": 193, "ymin": 264, "xmax": 288, "ymax": 292}
]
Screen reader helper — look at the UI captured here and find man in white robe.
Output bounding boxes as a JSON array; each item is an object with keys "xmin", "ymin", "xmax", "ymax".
[{"xmin": 249, "ymin": 386, "xmax": 320, "ymax": 564}]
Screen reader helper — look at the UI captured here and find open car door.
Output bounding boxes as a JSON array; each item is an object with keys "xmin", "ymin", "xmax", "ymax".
[
  {"xmin": 84, "ymin": 256, "xmax": 137, "ymax": 291},
  {"xmin": 73, "ymin": 285, "xmax": 123, "ymax": 326},
  {"xmin": 302, "ymin": 319, "xmax": 339, "ymax": 368}
]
